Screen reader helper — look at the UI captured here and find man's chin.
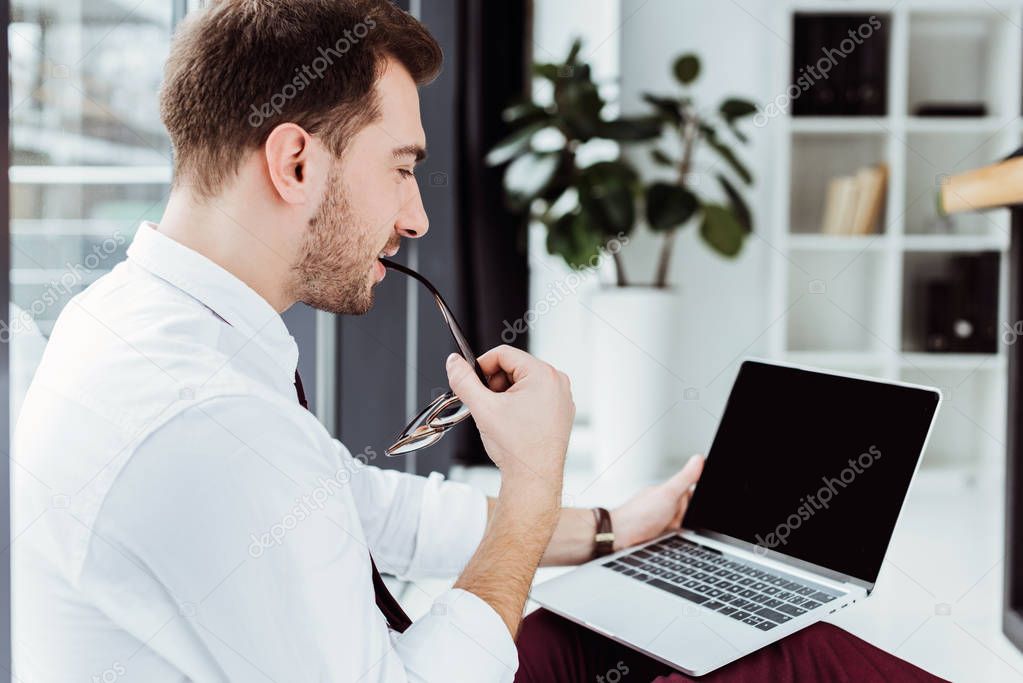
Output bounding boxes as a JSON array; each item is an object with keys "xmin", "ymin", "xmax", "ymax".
[
  {"xmin": 349, "ymin": 289, "xmax": 374, "ymax": 316},
  {"xmin": 302, "ymin": 287, "xmax": 374, "ymax": 316}
]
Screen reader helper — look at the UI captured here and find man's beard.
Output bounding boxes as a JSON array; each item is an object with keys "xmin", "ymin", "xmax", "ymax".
[{"xmin": 291, "ymin": 168, "xmax": 388, "ymax": 315}]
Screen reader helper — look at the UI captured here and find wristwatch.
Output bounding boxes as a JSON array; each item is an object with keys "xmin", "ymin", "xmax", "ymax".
[{"xmin": 593, "ymin": 507, "xmax": 615, "ymax": 558}]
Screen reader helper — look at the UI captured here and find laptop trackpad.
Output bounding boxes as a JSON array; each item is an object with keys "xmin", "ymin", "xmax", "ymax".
[{"xmin": 533, "ymin": 566, "xmax": 743, "ymax": 674}]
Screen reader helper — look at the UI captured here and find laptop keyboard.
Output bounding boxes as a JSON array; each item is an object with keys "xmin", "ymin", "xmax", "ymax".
[{"xmin": 603, "ymin": 536, "xmax": 842, "ymax": 632}]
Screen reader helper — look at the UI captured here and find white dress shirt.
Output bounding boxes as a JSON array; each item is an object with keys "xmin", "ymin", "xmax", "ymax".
[{"xmin": 13, "ymin": 222, "xmax": 518, "ymax": 682}]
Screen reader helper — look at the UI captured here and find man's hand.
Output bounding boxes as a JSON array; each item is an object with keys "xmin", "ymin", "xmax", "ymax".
[
  {"xmin": 611, "ymin": 454, "xmax": 705, "ymax": 550},
  {"xmin": 446, "ymin": 345, "xmax": 574, "ymax": 493},
  {"xmin": 534, "ymin": 454, "xmax": 706, "ymax": 567},
  {"xmin": 446, "ymin": 345, "xmax": 575, "ymax": 636}
]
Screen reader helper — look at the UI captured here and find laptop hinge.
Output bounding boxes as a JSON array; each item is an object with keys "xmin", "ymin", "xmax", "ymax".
[{"xmin": 680, "ymin": 530, "xmax": 871, "ymax": 595}]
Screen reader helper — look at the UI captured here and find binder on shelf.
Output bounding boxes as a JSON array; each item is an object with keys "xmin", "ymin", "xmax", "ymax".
[
  {"xmin": 792, "ymin": 13, "xmax": 890, "ymax": 116},
  {"xmin": 920, "ymin": 252, "xmax": 999, "ymax": 353}
]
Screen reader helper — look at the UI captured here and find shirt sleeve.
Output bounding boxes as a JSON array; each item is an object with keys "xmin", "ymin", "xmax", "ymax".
[
  {"xmin": 336, "ymin": 439, "xmax": 489, "ymax": 579},
  {"xmin": 81, "ymin": 396, "xmax": 516, "ymax": 682},
  {"xmin": 394, "ymin": 588, "xmax": 518, "ymax": 682}
]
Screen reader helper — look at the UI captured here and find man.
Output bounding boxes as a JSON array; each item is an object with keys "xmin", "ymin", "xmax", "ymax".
[{"xmin": 12, "ymin": 1, "xmax": 943, "ymax": 681}]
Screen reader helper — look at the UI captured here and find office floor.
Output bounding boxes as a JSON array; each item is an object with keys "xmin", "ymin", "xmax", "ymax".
[{"xmin": 396, "ymin": 460, "xmax": 1023, "ymax": 682}]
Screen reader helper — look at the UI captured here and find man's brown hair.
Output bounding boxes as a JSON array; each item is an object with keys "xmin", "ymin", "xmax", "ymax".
[{"xmin": 159, "ymin": 0, "xmax": 442, "ymax": 199}]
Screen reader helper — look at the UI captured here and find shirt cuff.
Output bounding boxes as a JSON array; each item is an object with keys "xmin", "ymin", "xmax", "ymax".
[
  {"xmin": 405, "ymin": 472, "xmax": 488, "ymax": 578},
  {"xmin": 393, "ymin": 588, "xmax": 518, "ymax": 683}
]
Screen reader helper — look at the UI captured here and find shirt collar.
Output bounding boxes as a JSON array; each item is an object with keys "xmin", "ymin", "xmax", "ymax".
[{"xmin": 126, "ymin": 221, "xmax": 300, "ymax": 376}]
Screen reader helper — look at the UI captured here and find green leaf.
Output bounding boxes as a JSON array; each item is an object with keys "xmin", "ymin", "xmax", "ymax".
[
  {"xmin": 568, "ymin": 211, "xmax": 605, "ymax": 267},
  {"xmin": 555, "ymin": 78, "xmax": 604, "ymax": 140},
  {"xmin": 595, "ymin": 116, "xmax": 661, "ymax": 141},
  {"xmin": 504, "ymin": 152, "xmax": 560, "ymax": 210},
  {"xmin": 716, "ymin": 174, "xmax": 752, "ymax": 233},
  {"xmin": 546, "ymin": 211, "xmax": 603, "ymax": 269},
  {"xmin": 719, "ymin": 98, "xmax": 757, "ymax": 144},
  {"xmin": 673, "ymin": 54, "xmax": 700, "ymax": 85},
  {"xmin": 719, "ymin": 98, "xmax": 758, "ymax": 121},
  {"xmin": 699, "ymin": 204, "xmax": 746, "ymax": 257},
  {"xmin": 577, "ymin": 161, "xmax": 638, "ymax": 237},
  {"xmin": 502, "ymin": 101, "xmax": 549, "ymax": 126},
  {"xmin": 545, "ymin": 213, "xmax": 577, "ymax": 264},
  {"xmin": 704, "ymin": 130, "xmax": 752, "ymax": 184},
  {"xmin": 645, "ymin": 182, "xmax": 698, "ymax": 232},
  {"xmin": 651, "ymin": 148, "xmax": 675, "ymax": 167},
  {"xmin": 724, "ymin": 119, "xmax": 748, "ymax": 144},
  {"xmin": 642, "ymin": 93, "xmax": 683, "ymax": 126},
  {"xmin": 566, "ymin": 38, "xmax": 583, "ymax": 65},
  {"xmin": 532, "ymin": 63, "xmax": 560, "ymax": 81},
  {"xmin": 486, "ymin": 121, "xmax": 547, "ymax": 166}
]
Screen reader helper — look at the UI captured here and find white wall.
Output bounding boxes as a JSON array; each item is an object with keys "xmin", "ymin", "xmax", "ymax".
[{"xmin": 530, "ymin": 0, "xmax": 781, "ymax": 464}]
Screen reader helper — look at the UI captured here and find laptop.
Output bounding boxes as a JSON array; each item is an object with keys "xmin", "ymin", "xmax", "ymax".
[{"xmin": 531, "ymin": 359, "xmax": 942, "ymax": 676}]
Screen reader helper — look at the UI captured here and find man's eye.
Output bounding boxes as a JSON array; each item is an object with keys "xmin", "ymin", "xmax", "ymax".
[{"xmin": 397, "ymin": 168, "xmax": 415, "ymax": 179}]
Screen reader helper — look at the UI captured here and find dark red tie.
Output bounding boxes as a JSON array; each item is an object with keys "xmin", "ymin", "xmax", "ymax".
[{"xmin": 294, "ymin": 371, "xmax": 413, "ymax": 633}]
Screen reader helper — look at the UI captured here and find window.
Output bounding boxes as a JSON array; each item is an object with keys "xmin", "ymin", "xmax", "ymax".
[{"xmin": 8, "ymin": 0, "xmax": 175, "ymax": 420}]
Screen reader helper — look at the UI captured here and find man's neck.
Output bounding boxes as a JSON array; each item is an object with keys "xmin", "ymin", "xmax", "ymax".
[{"xmin": 157, "ymin": 188, "xmax": 297, "ymax": 313}]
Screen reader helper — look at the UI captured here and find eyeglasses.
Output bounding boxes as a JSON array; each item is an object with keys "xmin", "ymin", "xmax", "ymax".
[{"xmin": 380, "ymin": 258, "xmax": 486, "ymax": 456}]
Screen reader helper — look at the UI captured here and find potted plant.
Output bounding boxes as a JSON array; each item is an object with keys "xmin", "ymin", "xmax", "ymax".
[
  {"xmin": 488, "ymin": 43, "xmax": 756, "ymax": 480},
  {"xmin": 641, "ymin": 53, "xmax": 756, "ymax": 286},
  {"xmin": 485, "ymin": 39, "xmax": 659, "ymax": 284}
]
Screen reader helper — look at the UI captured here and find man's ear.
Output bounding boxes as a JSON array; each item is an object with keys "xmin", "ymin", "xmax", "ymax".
[{"xmin": 263, "ymin": 123, "xmax": 326, "ymax": 204}]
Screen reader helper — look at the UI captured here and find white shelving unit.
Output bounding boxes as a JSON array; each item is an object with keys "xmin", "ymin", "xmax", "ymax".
[{"xmin": 767, "ymin": 1, "xmax": 1019, "ymax": 467}]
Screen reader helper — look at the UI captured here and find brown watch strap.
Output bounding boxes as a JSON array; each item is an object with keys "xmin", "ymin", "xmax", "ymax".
[{"xmin": 593, "ymin": 507, "xmax": 615, "ymax": 558}]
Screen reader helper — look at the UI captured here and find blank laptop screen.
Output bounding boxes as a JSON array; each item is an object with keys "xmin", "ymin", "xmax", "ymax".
[{"xmin": 684, "ymin": 360, "xmax": 940, "ymax": 585}]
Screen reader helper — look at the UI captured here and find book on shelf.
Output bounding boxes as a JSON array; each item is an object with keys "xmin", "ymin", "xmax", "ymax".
[
  {"xmin": 818, "ymin": 163, "xmax": 887, "ymax": 236},
  {"xmin": 821, "ymin": 176, "xmax": 857, "ymax": 235}
]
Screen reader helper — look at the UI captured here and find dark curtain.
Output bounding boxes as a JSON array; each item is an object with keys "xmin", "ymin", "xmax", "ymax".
[
  {"xmin": 450, "ymin": 0, "xmax": 531, "ymax": 465},
  {"xmin": 336, "ymin": 0, "xmax": 530, "ymax": 472}
]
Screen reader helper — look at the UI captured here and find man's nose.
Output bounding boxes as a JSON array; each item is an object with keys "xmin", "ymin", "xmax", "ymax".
[{"xmin": 396, "ymin": 184, "xmax": 429, "ymax": 238}]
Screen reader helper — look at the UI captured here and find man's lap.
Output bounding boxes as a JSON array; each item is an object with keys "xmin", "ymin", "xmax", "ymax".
[{"xmin": 515, "ymin": 609, "xmax": 947, "ymax": 682}]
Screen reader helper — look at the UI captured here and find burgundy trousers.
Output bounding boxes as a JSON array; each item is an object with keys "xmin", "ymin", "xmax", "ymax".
[{"xmin": 515, "ymin": 609, "xmax": 946, "ymax": 682}]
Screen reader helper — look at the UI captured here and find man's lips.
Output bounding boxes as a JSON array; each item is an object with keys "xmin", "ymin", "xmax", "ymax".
[{"xmin": 373, "ymin": 242, "xmax": 400, "ymax": 282}]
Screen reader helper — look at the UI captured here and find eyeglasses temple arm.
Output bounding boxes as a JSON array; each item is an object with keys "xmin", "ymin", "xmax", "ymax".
[{"xmin": 380, "ymin": 258, "xmax": 487, "ymax": 384}]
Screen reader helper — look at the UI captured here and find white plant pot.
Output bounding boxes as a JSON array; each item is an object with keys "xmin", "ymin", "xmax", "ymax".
[{"xmin": 589, "ymin": 287, "xmax": 676, "ymax": 487}]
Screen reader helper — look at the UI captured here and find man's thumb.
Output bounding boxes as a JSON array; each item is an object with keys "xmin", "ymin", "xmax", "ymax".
[
  {"xmin": 665, "ymin": 454, "xmax": 705, "ymax": 495},
  {"xmin": 446, "ymin": 354, "xmax": 488, "ymax": 408}
]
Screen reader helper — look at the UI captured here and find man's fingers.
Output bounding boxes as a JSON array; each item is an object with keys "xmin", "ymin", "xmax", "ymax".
[
  {"xmin": 475, "ymin": 345, "xmax": 537, "ymax": 384},
  {"xmin": 486, "ymin": 371, "xmax": 512, "ymax": 393},
  {"xmin": 448, "ymin": 345, "xmax": 545, "ymax": 408},
  {"xmin": 665, "ymin": 454, "xmax": 705, "ymax": 497},
  {"xmin": 446, "ymin": 354, "xmax": 491, "ymax": 409}
]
